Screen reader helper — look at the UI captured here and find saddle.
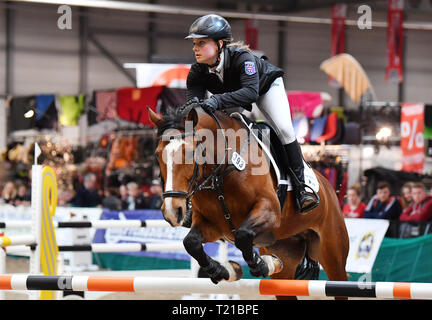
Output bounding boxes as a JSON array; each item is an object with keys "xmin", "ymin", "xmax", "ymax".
[{"xmin": 230, "ymin": 112, "xmax": 289, "ymax": 209}]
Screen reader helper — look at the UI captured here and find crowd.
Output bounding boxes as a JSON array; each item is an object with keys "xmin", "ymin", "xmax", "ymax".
[
  {"xmin": 0, "ymin": 172, "xmax": 164, "ymax": 211},
  {"xmin": 1, "ymin": 170, "xmax": 431, "ymax": 223},
  {"xmin": 1, "ymin": 181, "xmax": 31, "ymax": 206},
  {"xmin": 342, "ymin": 181, "xmax": 432, "ymax": 222}
]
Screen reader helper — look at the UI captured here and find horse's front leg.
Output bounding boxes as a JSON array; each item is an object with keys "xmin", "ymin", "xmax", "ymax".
[
  {"xmin": 235, "ymin": 199, "xmax": 282, "ymax": 278},
  {"xmin": 183, "ymin": 223, "xmax": 242, "ymax": 284}
]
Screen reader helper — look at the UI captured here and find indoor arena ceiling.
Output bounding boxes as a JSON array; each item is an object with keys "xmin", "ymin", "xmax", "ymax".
[
  {"xmin": 6, "ymin": 0, "xmax": 432, "ymax": 16},
  {"xmin": 218, "ymin": 0, "xmax": 432, "ymax": 13}
]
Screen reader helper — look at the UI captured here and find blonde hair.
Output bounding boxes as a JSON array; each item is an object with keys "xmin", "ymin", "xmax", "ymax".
[
  {"xmin": 401, "ymin": 182, "xmax": 414, "ymax": 191},
  {"xmin": 348, "ymin": 184, "xmax": 362, "ymax": 196},
  {"xmin": 2, "ymin": 182, "xmax": 17, "ymax": 200},
  {"xmin": 127, "ymin": 182, "xmax": 139, "ymax": 191},
  {"xmin": 226, "ymin": 41, "xmax": 251, "ymax": 52}
]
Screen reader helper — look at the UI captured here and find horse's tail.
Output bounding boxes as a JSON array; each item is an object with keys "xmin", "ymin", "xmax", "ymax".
[{"xmin": 294, "ymin": 253, "xmax": 320, "ymax": 280}]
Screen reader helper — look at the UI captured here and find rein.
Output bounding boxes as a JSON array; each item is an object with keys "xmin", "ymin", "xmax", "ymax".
[{"xmin": 160, "ymin": 109, "xmax": 249, "ymax": 232}]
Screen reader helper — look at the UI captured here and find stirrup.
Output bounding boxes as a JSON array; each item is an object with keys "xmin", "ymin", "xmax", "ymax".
[{"xmin": 295, "ymin": 184, "xmax": 320, "ymax": 214}]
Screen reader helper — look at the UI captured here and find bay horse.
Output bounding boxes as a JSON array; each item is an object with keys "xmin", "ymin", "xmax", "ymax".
[{"xmin": 148, "ymin": 102, "xmax": 349, "ymax": 299}]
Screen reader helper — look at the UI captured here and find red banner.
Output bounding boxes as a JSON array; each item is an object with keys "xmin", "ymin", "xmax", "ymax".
[
  {"xmin": 331, "ymin": 4, "xmax": 346, "ymax": 57},
  {"xmin": 401, "ymin": 103, "xmax": 425, "ymax": 173},
  {"xmin": 245, "ymin": 19, "xmax": 258, "ymax": 50},
  {"xmin": 329, "ymin": 4, "xmax": 347, "ymax": 86},
  {"xmin": 386, "ymin": 0, "xmax": 404, "ymax": 83}
]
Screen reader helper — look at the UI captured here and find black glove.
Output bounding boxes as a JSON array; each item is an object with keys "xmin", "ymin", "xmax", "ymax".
[
  {"xmin": 201, "ymin": 97, "xmax": 219, "ymax": 113},
  {"xmin": 186, "ymin": 97, "xmax": 200, "ymax": 106},
  {"xmin": 179, "ymin": 97, "xmax": 200, "ymax": 114}
]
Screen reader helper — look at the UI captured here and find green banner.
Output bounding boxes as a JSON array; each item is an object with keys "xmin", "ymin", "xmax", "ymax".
[{"xmin": 93, "ymin": 234, "xmax": 432, "ymax": 282}]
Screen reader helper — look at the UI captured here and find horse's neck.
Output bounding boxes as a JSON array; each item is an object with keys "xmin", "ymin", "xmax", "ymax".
[{"xmin": 196, "ymin": 114, "xmax": 244, "ymax": 163}]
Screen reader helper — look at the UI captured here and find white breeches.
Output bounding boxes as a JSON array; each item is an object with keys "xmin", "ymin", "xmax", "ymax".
[{"xmin": 256, "ymin": 77, "xmax": 296, "ymax": 144}]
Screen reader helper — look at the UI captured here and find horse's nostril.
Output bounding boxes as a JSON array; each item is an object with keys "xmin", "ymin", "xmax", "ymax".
[{"xmin": 176, "ymin": 207, "xmax": 183, "ymax": 224}]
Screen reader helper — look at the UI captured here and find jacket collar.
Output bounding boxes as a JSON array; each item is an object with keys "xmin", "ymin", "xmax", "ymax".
[{"xmin": 223, "ymin": 47, "xmax": 231, "ymax": 69}]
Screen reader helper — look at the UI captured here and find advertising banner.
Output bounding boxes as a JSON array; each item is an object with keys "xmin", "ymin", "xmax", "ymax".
[
  {"xmin": 92, "ymin": 210, "xmax": 247, "ymax": 265},
  {"xmin": 386, "ymin": 0, "xmax": 404, "ymax": 83},
  {"xmin": 123, "ymin": 63, "xmax": 190, "ymax": 88},
  {"xmin": 331, "ymin": 4, "xmax": 346, "ymax": 57},
  {"xmin": 401, "ymin": 102, "xmax": 425, "ymax": 173},
  {"xmin": 330, "ymin": 4, "xmax": 347, "ymax": 86},
  {"xmin": 344, "ymin": 218, "xmax": 389, "ymax": 274},
  {"xmin": 245, "ymin": 19, "xmax": 258, "ymax": 50}
]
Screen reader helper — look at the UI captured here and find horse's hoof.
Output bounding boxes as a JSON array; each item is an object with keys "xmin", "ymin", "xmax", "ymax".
[
  {"xmin": 262, "ymin": 254, "xmax": 283, "ymax": 276},
  {"xmin": 249, "ymin": 257, "xmax": 269, "ymax": 278},
  {"xmin": 223, "ymin": 260, "xmax": 243, "ymax": 282},
  {"xmin": 202, "ymin": 260, "xmax": 230, "ymax": 284}
]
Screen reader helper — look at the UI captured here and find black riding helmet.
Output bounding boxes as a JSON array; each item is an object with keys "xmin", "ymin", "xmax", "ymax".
[
  {"xmin": 186, "ymin": 14, "xmax": 232, "ymax": 67},
  {"xmin": 185, "ymin": 14, "xmax": 233, "ymax": 41}
]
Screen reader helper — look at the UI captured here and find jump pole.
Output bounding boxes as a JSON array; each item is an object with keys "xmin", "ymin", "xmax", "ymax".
[
  {"xmin": 4, "ymin": 242, "xmax": 187, "ymax": 254},
  {"xmin": 0, "ymin": 219, "xmax": 171, "ymax": 229},
  {"xmin": 0, "ymin": 275, "xmax": 432, "ymax": 300},
  {"xmin": 0, "ymin": 245, "xmax": 4, "ymax": 300}
]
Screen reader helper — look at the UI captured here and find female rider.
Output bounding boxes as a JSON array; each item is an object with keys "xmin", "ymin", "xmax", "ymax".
[{"xmin": 185, "ymin": 14, "xmax": 319, "ymax": 214}]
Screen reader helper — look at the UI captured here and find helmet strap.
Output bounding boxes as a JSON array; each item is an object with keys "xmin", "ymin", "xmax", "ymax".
[{"xmin": 208, "ymin": 40, "xmax": 223, "ymax": 68}]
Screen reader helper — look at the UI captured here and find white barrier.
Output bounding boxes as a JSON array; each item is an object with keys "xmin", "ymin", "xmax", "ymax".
[
  {"xmin": 0, "ymin": 275, "xmax": 431, "ymax": 300},
  {"xmin": 0, "ymin": 219, "xmax": 171, "ymax": 229},
  {"xmin": 5, "ymin": 242, "xmax": 186, "ymax": 253}
]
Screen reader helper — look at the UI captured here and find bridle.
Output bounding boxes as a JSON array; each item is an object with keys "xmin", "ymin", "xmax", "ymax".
[{"xmin": 158, "ymin": 108, "xmax": 245, "ymax": 230}]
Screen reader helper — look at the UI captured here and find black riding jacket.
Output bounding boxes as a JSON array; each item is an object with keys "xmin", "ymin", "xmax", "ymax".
[{"xmin": 186, "ymin": 46, "xmax": 284, "ymax": 111}]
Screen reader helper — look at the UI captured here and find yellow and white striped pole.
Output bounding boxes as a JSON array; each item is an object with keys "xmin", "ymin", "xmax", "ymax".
[
  {"xmin": 39, "ymin": 166, "xmax": 59, "ymax": 300},
  {"xmin": 30, "ymin": 143, "xmax": 59, "ymax": 300}
]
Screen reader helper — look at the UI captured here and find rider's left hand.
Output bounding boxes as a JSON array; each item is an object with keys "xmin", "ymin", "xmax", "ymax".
[{"xmin": 201, "ymin": 97, "xmax": 218, "ymax": 113}]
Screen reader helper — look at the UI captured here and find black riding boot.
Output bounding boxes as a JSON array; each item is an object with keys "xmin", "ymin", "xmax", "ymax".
[{"xmin": 284, "ymin": 140, "xmax": 320, "ymax": 214}]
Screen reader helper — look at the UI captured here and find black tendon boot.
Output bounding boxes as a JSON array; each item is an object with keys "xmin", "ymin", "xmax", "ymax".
[{"xmin": 284, "ymin": 140, "xmax": 320, "ymax": 214}]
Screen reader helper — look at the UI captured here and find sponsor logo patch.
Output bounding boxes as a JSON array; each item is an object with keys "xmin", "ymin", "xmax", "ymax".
[{"xmin": 244, "ymin": 61, "xmax": 256, "ymax": 75}]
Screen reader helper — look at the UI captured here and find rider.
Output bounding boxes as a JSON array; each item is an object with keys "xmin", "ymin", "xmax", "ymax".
[{"xmin": 185, "ymin": 14, "xmax": 319, "ymax": 214}]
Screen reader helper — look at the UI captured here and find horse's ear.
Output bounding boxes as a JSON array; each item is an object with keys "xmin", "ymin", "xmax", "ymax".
[
  {"xmin": 186, "ymin": 108, "xmax": 198, "ymax": 128},
  {"xmin": 147, "ymin": 107, "xmax": 163, "ymax": 127}
]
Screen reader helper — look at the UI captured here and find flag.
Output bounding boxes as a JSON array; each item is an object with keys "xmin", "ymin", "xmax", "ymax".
[{"xmin": 320, "ymin": 53, "xmax": 376, "ymax": 103}]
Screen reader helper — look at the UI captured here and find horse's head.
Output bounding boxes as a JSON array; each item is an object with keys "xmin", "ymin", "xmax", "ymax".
[{"xmin": 148, "ymin": 103, "xmax": 200, "ymax": 227}]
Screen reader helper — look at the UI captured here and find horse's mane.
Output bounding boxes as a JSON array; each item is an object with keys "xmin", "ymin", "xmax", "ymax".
[
  {"xmin": 157, "ymin": 102, "xmax": 200, "ymax": 136},
  {"xmin": 157, "ymin": 101, "xmax": 237, "ymax": 138}
]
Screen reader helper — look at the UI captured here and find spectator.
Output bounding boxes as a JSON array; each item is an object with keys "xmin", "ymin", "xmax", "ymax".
[
  {"xmin": 119, "ymin": 184, "xmax": 128, "ymax": 203},
  {"xmin": 72, "ymin": 173, "xmax": 102, "ymax": 207},
  {"xmin": 401, "ymin": 182, "xmax": 414, "ymax": 209},
  {"xmin": 58, "ymin": 187, "xmax": 75, "ymax": 206},
  {"xmin": 102, "ymin": 187, "xmax": 122, "ymax": 211},
  {"xmin": 121, "ymin": 182, "xmax": 148, "ymax": 210},
  {"xmin": 399, "ymin": 182, "xmax": 432, "ymax": 222},
  {"xmin": 342, "ymin": 185, "xmax": 366, "ymax": 218},
  {"xmin": 14, "ymin": 184, "xmax": 31, "ymax": 206},
  {"xmin": 1, "ymin": 181, "xmax": 17, "ymax": 205},
  {"xmin": 148, "ymin": 179, "xmax": 163, "ymax": 210},
  {"xmin": 363, "ymin": 181, "xmax": 402, "ymax": 220}
]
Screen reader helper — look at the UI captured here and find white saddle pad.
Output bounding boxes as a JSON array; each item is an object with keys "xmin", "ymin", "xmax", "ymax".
[
  {"xmin": 279, "ymin": 160, "xmax": 320, "ymax": 193},
  {"xmin": 231, "ymin": 112, "xmax": 319, "ymax": 194}
]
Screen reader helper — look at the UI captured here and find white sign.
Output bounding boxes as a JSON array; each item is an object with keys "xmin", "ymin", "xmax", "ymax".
[
  {"xmin": 124, "ymin": 63, "xmax": 191, "ymax": 88},
  {"xmin": 344, "ymin": 218, "xmax": 389, "ymax": 273}
]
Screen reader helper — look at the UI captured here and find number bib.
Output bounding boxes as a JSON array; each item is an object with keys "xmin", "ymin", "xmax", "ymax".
[{"xmin": 231, "ymin": 152, "xmax": 246, "ymax": 171}]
